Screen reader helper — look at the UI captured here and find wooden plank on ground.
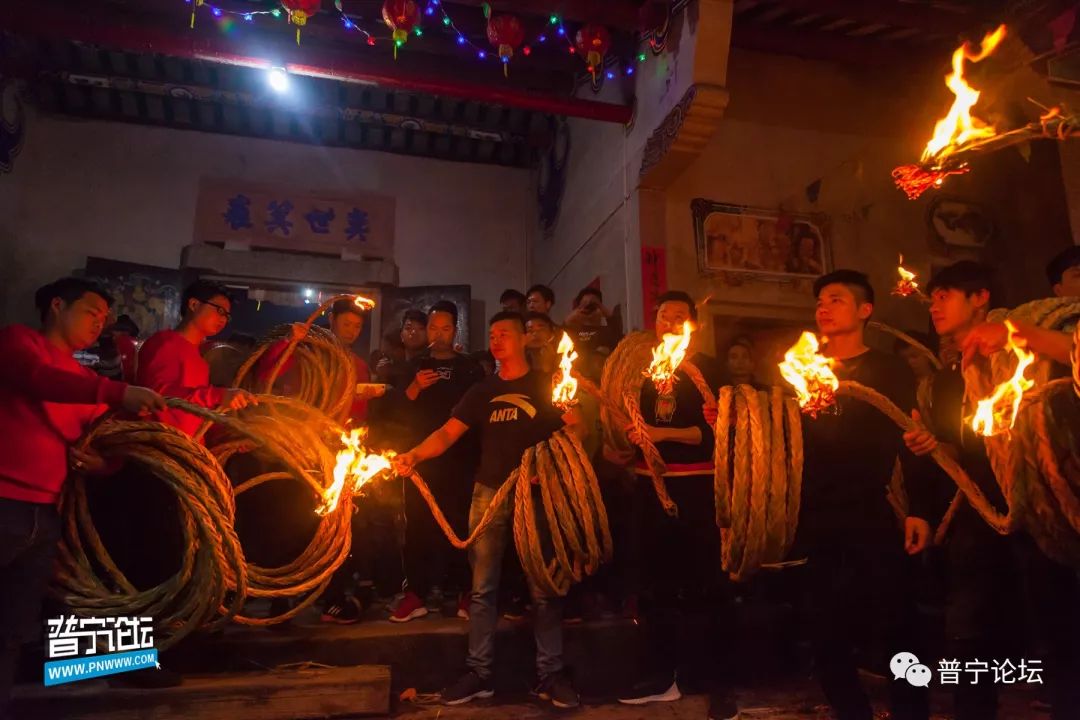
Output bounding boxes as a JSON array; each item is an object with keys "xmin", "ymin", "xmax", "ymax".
[{"xmin": 14, "ymin": 664, "xmax": 391, "ymax": 720}]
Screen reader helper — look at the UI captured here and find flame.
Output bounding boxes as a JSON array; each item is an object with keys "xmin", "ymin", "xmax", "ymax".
[
  {"xmin": 922, "ymin": 25, "xmax": 1007, "ymax": 164},
  {"xmin": 317, "ymin": 427, "xmax": 396, "ymax": 515},
  {"xmin": 353, "ymin": 295, "xmax": 376, "ymax": 311},
  {"xmin": 778, "ymin": 332, "xmax": 840, "ymax": 417},
  {"xmin": 645, "ymin": 321, "xmax": 693, "ymax": 395},
  {"xmin": 552, "ymin": 332, "xmax": 579, "ymax": 409},
  {"xmin": 894, "ymin": 255, "xmax": 922, "ymax": 297},
  {"xmin": 894, "ymin": 25, "xmax": 1006, "ymax": 199},
  {"xmin": 970, "ymin": 320, "xmax": 1035, "ymax": 437}
]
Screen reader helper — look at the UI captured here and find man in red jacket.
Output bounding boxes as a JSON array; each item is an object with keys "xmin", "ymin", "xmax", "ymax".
[
  {"xmin": 137, "ymin": 280, "xmax": 255, "ymax": 436},
  {"xmin": 0, "ymin": 277, "xmax": 164, "ymax": 719},
  {"xmin": 258, "ymin": 297, "xmax": 373, "ymax": 424}
]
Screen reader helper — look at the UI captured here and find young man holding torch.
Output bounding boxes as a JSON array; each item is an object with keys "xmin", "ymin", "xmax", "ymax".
[
  {"xmin": 0, "ymin": 278, "xmax": 165, "ymax": 718},
  {"xmin": 263, "ymin": 297, "xmax": 374, "ymax": 424},
  {"xmin": 393, "ymin": 311, "xmax": 582, "ymax": 709},
  {"xmin": 904, "ymin": 261, "xmax": 1078, "ymax": 720},
  {"xmin": 797, "ymin": 270, "xmax": 933, "ymax": 720},
  {"xmin": 609, "ymin": 291, "xmax": 738, "ymax": 720}
]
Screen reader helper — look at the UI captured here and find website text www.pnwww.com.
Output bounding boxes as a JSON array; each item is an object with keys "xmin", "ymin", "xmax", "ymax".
[{"xmin": 43, "ymin": 649, "xmax": 159, "ymax": 686}]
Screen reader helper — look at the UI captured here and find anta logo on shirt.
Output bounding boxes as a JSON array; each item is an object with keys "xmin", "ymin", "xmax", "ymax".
[{"xmin": 488, "ymin": 393, "xmax": 538, "ymax": 423}]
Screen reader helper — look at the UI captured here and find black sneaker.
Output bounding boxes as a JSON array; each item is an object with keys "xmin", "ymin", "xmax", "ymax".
[
  {"xmin": 440, "ymin": 671, "xmax": 494, "ymax": 705},
  {"xmin": 618, "ymin": 673, "xmax": 681, "ymax": 705},
  {"xmin": 502, "ymin": 595, "xmax": 528, "ymax": 621},
  {"xmin": 533, "ymin": 671, "xmax": 580, "ymax": 709},
  {"xmin": 321, "ymin": 595, "xmax": 363, "ymax": 624},
  {"xmin": 709, "ymin": 690, "xmax": 740, "ymax": 720}
]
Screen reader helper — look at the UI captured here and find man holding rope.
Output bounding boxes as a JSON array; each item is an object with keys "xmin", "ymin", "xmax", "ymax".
[
  {"xmin": 262, "ymin": 297, "xmax": 375, "ymax": 424},
  {"xmin": 138, "ymin": 280, "xmax": 257, "ymax": 434},
  {"xmin": 614, "ymin": 290, "xmax": 739, "ymax": 720},
  {"xmin": 0, "ymin": 278, "xmax": 165, "ymax": 720},
  {"xmin": 904, "ymin": 261, "xmax": 1079, "ymax": 720},
  {"xmin": 394, "ymin": 311, "xmax": 582, "ymax": 709},
  {"xmin": 797, "ymin": 270, "xmax": 933, "ymax": 720}
]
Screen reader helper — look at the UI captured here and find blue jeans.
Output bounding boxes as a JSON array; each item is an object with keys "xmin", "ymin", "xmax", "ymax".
[{"xmin": 466, "ymin": 483, "xmax": 563, "ymax": 681}]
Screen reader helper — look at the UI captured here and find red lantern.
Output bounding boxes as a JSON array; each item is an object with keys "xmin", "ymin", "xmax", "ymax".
[
  {"xmin": 487, "ymin": 13, "xmax": 525, "ymax": 77},
  {"xmin": 575, "ymin": 24, "xmax": 611, "ymax": 82},
  {"xmin": 282, "ymin": 0, "xmax": 321, "ymax": 45},
  {"xmin": 382, "ymin": 0, "xmax": 421, "ymax": 59}
]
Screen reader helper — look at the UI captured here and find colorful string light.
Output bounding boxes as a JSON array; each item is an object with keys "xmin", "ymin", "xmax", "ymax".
[{"xmin": 183, "ymin": 0, "xmax": 653, "ymax": 81}]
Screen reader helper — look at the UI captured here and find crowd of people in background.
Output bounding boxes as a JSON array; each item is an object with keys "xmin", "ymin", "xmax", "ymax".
[{"xmin": 1, "ymin": 244, "xmax": 1079, "ymax": 719}]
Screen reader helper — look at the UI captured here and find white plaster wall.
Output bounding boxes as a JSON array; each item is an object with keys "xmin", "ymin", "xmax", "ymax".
[
  {"xmin": 0, "ymin": 108, "xmax": 534, "ymax": 327},
  {"xmin": 531, "ymin": 5, "xmax": 702, "ymax": 329}
]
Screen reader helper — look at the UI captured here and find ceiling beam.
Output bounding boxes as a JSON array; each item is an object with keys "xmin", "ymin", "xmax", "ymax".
[
  {"xmin": 7, "ymin": 2, "xmax": 632, "ymax": 123},
  {"xmin": 731, "ymin": 21, "xmax": 946, "ymax": 67},
  {"xmin": 760, "ymin": 0, "xmax": 981, "ymax": 38}
]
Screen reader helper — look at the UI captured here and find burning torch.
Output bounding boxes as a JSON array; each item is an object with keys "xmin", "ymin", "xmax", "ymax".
[
  {"xmin": 894, "ymin": 25, "xmax": 1080, "ymax": 199},
  {"xmin": 645, "ymin": 321, "xmax": 694, "ymax": 396}
]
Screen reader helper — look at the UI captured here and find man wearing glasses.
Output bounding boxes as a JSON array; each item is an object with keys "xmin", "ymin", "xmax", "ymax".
[{"xmin": 137, "ymin": 280, "xmax": 256, "ymax": 437}]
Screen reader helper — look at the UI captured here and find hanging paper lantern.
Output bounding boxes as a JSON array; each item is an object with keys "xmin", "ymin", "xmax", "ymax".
[
  {"xmin": 486, "ymin": 12, "xmax": 525, "ymax": 77},
  {"xmin": 382, "ymin": 0, "xmax": 421, "ymax": 59},
  {"xmin": 575, "ymin": 24, "xmax": 611, "ymax": 82},
  {"xmin": 282, "ymin": 0, "xmax": 321, "ymax": 45}
]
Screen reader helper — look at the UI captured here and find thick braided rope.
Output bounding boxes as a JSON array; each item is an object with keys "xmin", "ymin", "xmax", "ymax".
[
  {"xmin": 837, "ymin": 381, "xmax": 1014, "ymax": 534},
  {"xmin": 736, "ymin": 387, "xmax": 770, "ymax": 580},
  {"xmin": 722, "ymin": 390, "xmax": 752, "ymax": 574},
  {"xmin": 55, "ymin": 397, "xmax": 356, "ymax": 644},
  {"xmin": 623, "ymin": 391, "xmax": 678, "ymax": 516},
  {"xmin": 783, "ymin": 396, "xmax": 804, "ymax": 552},
  {"xmin": 952, "ymin": 299, "xmax": 1080, "ymax": 563},
  {"xmin": 764, "ymin": 387, "xmax": 789, "ymax": 561},
  {"xmin": 56, "ymin": 421, "xmax": 246, "ymax": 650},
  {"xmin": 713, "ymin": 386, "xmax": 734, "ymax": 528},
  {"xmin": 599, "ymin": 331, "xmax": 656, "ymax": 454},
  {"xmin": 234, "ymin": 294, "xmax": 360, "ymax": 424},
  {"xmin": 682, "ymin": 361, "xmax": 717, "ymax": 409},
  {"xmin": 868, "ymin": 320, "xmax": 943, "ymax": 370},
  {"xmin": 714, "ymin": 386, "xmax": 803, "ymax": 579},
  {"xmin": 406, "ymin": 429, "xmax": 610, "ymax": 597}
]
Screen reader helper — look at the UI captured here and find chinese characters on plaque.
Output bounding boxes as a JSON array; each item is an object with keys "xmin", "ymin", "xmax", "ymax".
[{"xmin": 195, "ymin": 180, "xmax": 395, "ymax": 260}]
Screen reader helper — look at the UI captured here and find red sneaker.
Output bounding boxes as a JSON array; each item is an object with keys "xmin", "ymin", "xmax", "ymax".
[
  {"xmin": 457, "ymin": 593, "xmax": 470, "ymax": 620},
  {"xmin": 389, "ymin": 591, "xmax": 429, "ymax": 623}
]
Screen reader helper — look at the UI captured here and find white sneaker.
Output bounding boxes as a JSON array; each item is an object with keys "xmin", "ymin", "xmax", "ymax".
[{"xmin": 618, "ymin": 678, "xmax": 682, "ymax": 705}]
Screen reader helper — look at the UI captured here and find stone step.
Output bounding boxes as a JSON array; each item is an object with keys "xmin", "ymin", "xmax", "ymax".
[
  {"xmin": 13, "ymin": 664, "xmax": 391, "ymax": 720},
  {"xmin": 158, "ymin": 599, "xmax": 796, "ymax": 697}
]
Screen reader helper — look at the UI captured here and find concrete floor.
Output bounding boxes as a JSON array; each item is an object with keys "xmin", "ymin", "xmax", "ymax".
[{"xmin": 394, "ymin": 675, "xmax": 1049, "ymax": 719}]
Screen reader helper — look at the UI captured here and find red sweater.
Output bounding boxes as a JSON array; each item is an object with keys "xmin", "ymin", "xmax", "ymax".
[
  {"xmin": 138, "ymin": 330, "xmax": 225, "ymax": 437},
  {"xmin": 0, "ymin": 325, "xmax": 127, "ymax": 504},
  {"xmin": 256, "ymin": 339, "xmax": 371, "ymax": 423}
]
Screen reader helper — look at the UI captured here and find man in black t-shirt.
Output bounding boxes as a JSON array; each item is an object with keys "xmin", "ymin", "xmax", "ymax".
[
  {"xmin": 904, "ymin": 262, "xmax": 1079, "ymax": 720},
  {"xmin": 796, "ymin": 270, "xmax": 932, "ymax": 720},
  {"xmin": 390, "ymin": 301, "xmax": 485, "ymax": 624},
  {"xmin": 611, "ymin": 291, "xmax": 738, "ymax": 720},
  {"xmin": 394, "ymin": 311, "xmax": 581, "ymax": 709},
  {"xmin": 563, "ymin": 287, "xmax": 623, "ymax": 382}
]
